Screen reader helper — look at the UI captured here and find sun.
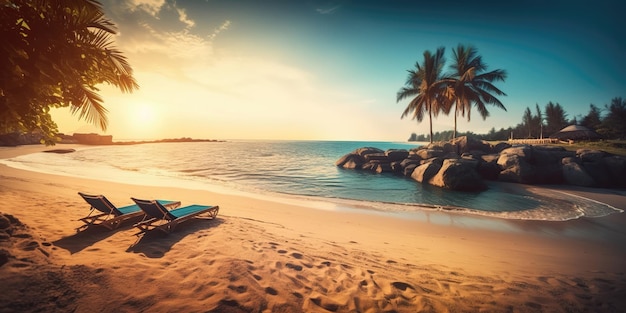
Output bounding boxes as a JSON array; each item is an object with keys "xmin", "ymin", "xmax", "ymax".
[
  {"xmin": 124, "ymin": 102, "xmax": 161, "ymax": 139},
  {"xmin": 133, "ymin": 103, "xmax": 156, "ymax": 123}
]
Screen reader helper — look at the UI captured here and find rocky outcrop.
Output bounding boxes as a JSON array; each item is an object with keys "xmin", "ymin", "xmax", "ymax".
[
  {"xmin": 428, "ymin": 159, "xmax": 487, "ymax": 191},
  {"xmin": 335, "ymin": 136, "xmax": 626, "ymax": 192}
]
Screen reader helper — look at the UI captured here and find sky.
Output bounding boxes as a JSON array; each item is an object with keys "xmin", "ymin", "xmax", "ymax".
[{"xmin": 51, "ymin": 0, "xmax": 625, "ymax": 141}]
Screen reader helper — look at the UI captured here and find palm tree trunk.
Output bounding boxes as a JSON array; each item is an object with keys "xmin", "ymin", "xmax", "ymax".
[
  {"xmin": 453, "ymin": 104, "xmax": 458, "ymax": 139},
  {"xmin": 428, "ymin": 101, "xmax": 434, "ymax": 143}
]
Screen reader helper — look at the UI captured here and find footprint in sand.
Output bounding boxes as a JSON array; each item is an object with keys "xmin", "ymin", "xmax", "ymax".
[
  {"xmin": 227, "ymin": 285, "xmax": 247, "ymax": 294},
  {"xmin": 391, "ymin": 281, "xmax": 415, "ymax": 291},
  {"xmin": 291, "ymin": 252, "xmax": 303, "ymax": 259},
  {"xmin": 285, "ymin": 263, "xmax": 303, "ymax": 271}
]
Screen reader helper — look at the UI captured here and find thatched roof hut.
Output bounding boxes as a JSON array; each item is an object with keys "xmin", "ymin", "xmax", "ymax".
[{"xmin": 549, "ymin": 125, "xmax": 602, "ymax": 141}]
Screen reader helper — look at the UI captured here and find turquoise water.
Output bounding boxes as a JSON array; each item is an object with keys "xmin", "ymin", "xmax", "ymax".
[{"xmin": 2, "ymin": 140, "xmax": 622, "ymax": 221}]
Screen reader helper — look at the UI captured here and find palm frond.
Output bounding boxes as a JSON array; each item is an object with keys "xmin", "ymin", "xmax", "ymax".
[{"xmin": 69, "ymin": 85, "xmax": 109, "ymax": 130}]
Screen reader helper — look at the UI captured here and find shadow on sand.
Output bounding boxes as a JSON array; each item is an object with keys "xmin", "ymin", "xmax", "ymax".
[
  {"xmin": 52, "ymin": 223, "xmax": 135, "ymax": 254},
  {"xmin": 125, "ymin": 217, "xmax": 224, "ymax": 258}
]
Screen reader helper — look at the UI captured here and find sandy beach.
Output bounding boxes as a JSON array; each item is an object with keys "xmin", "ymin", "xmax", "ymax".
[{"xmin": 1, "ymin": 145, "xmax": 625, "ymax": 312}]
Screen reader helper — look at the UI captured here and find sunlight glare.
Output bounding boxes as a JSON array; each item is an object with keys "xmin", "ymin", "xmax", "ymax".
[{"xmin": 125, "ymin": 102, "xmax": 161, "ymax": 139}]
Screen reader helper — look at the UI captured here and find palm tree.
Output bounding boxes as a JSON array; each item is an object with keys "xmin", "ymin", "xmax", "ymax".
[
  {"xmin": 397, "ymin": 47, "xmax": 450, "ymax": 143},
  {"xmin": 1, "ymin": 0, "xmax": 138, "ymax": 144},
  {"xmin": 445, "ymin": 44, "xmax": 507, "ymax": 138}
]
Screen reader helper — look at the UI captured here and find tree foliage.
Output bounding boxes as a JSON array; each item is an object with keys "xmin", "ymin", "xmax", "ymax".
[
  {"xmin": 600, "ymin": 97, "xmax": 626, "ymax": 139},
  {"xmin": 397, "ymin": 47, "xmax": 449, "ymax": 143},
  {"xmin": 544, "ymin": 102, "xmax": 568, "ymax": 136},
  {"xmin": 445, "ymin": 44, "xmax": 507, "ymax": 138},
  {"xmin": 410, "ymin": 97, "xmax": 626, "ymax": 142},
  {"xmin": 0, "ymin": 0, "xmax": 138, "ymax": 145},
  {"xmin": 398, "ymin": 44, "xmax": 507, "ymax": 141}
]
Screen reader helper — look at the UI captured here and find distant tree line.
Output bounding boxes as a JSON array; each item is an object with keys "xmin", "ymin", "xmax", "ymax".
[{"xmin": 408, "ymin": 97, "xmax": 626, "ymax": 142}]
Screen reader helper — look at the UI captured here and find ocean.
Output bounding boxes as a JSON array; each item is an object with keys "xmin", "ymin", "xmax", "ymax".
[{"xmin": 2, "ymin": 140, "xmax": 621, "ymax": 221}]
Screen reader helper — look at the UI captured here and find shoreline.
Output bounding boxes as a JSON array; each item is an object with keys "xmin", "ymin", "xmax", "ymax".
[
  {"xmin": 3, "ymin": 144, "xmax": 624, "ymax": 224},
  {"xmin": 1, "ymin": 144, "xmax": 626, "ymax": 312}
]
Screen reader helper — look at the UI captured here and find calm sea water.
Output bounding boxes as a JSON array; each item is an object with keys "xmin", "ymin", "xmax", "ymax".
[{"xmin": 2, "ymin": 140, "xmax": 622, "ymax": 221}]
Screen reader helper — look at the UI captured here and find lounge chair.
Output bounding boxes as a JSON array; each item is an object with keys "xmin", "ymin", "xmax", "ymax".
[
  {"xmin": 131, "ymin": 197, "xmax": 219, "ymax": 235},
  {"xmin": 78, "ymin": 192, "xmax": 180, "ymax": 230}
]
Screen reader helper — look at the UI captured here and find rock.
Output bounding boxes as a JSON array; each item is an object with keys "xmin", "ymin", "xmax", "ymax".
[
  {"xmin": 43, "ymin": 149, "xmax": 76, "ymax": 154},
  {"xmin": 530, "ymin": 146, "xmax": 574, "ymax": 166},
  {"xmin": 500, "ymin": 145, "xmax": 532, "ymax": 160},
  {"xmin": 356, "ymin": 147, "xmax": 385, "ymax": 157},
  {"xmin": 363, "ymin": 153, "xmax": 388, "ymax": 161},
  {"xmin": 335, "ymin": 147, "xmax": 385, "ymax": 169},
  {"xmin": 481, "ymin": 154, "xmax": 500, "ymax": 163},
  {"xmin": 577, "ymin": 149, "xmax": 606, "ymax": 162},
  {"xmin": 498, "ymin": 154, "xmax": 536, "ymax": 184},
  {"xmin": 336, "ymin": 154, "xmax": 364, "ymax": 169},
  {"xmin": 372, "ymin": 161, "xmax": 392, "ymax": 174},
  {"xmin": 415, "ymin": 148, "xmax": 444, "ymax": 159},
  {"xmin": 562, "ymin": 162, "xmax": 596, "ymax": 187},
  {"xmin": 449, "ymin": 136, "xmax": 493, "ymax": 154},
  {"xmin": 403, "ymin": 164, "xmax": 418, "ymax": 177},
  {"xmin": 400, "ymin": 158, "xmax": 421, "ymax": 168},
  {"xmin": 582, "ymin": 161, "xmax": 611, "ymax": 187},
  {"xmin": 493, "ymin": 142, "xmax": 512, "ymax": 153},
  {"xmin": 428, "ymin": 159, "xmax": 487, "ymax": 191},
  {"xmin": 411, "ymin": 162, "xmax": 441, "ymax": 183},
  {"xmin": 421, "ymin": 157, "xmax": 444, "ymax": 166},
  {"xmin": 478, "ymin": 162, "xmax": 501, "ymax": 180},
  {"xmin": 562, "ymin": 157, "xmax": 579, "ymax": 165},
  {"xmin": 532, "ymin": 165, "xmax": 564, "ymax": 184},
  {"xmin": 603, "ymin": 156, "xmax": 626, "ymax": 186},
  {"xmin": 385, "ymin": 149, "xmax": 409, "ymax": 162}
]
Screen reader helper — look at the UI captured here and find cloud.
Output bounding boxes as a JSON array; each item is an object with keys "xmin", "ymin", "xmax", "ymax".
[
  {"xmin": 126, "ymin": 0, "xmax": 166, "ymax": 17},
  {"xmin": 208, "ymin": 20, "xmax": 231, "ymax": 41},
  {"xmin": 313, "ymin": 1, "xmax": 344, "ymax": 15},
  {"xmin": 176, "ymin": 7, "xmax": 195, "ymax": 28},
  {"xmin": 316, "ymin": 5, "xmax": 341, "ymax": 15}
]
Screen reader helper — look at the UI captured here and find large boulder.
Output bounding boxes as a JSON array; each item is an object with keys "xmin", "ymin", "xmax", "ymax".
[
  {"xmin": 428, "ymin": 159, "xmax": 487, "ymax": 191},
  {"xmin": 449, "ymin": 136, "xmax": 493, "ymax": 155},
  {"xmin": 577, "ymin": 149, "xmax": 606, "ymax": 162},
  {"xmin": 532, "ymin": 165, "xmax": 564, "ymax": 184},
  {"xmin": 492, "ymin": 142, "xmax": 512, "ymax": 153},
  {"xmin": 411, "ymin": 162, "xmax": 441, "ymax": 183},
  {"xmin": 562, "ymin": 162, "xmax": 596, "ymax": 187},
  {"xmin": 497, "ymin": 154, "xmax": 536, "ymax": 184},
  {"xmin": 582, "ymin": 161, "xmax": 611, "ymax": 187},
  {"xmin": 603, "ymin": 156, "xmax": 626, "ymax": 186},
  {"xmin": 335, "ymin": 147, "xmax": 384, "ymax": 169},
  {"xmin": 499, "ymin": 145, "xmax": 532, "ymax": 160},
  {"xmin": 363, "ymin": 153, "xmax": 388, "ymax": 161},
  {"xmin": 403, "ymin": 164, "xmax": 418, "ymax": 177},
  {"xmin": 477, "ymin": 162, "xmax": 501, "ymax": 180},
  {"xmin": 530, "ymin": 146, "xmax": 574, "ymax": 166},
  {"xmin": 385, "ymin": 149, "xmax": 409, "ymax": 162},
  {"xmin": 335, "ymin": 154, "xmax": 364, "ymax": 169},
  {"xmin": 415, "ymin": 148, "xmax": 444, "ymax": 159}
]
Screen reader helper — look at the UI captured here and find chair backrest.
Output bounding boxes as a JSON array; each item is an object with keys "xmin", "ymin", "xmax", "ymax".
[
  {"xmin": 78, "ymin": 192, "xmax": 123, "ymax": 216},
  {"xmin": 131, "ymin": 198, "xmax": 176, "ymax": 220}
]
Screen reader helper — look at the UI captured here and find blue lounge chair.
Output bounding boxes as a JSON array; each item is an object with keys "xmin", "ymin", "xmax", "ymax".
[
  {"xmin": 131, "ymin": 197, "xmax": 219, "ymax": 235},
  {"xmin": 78, "ymin": 192, "xmax": 180, "ymax": 230}
]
